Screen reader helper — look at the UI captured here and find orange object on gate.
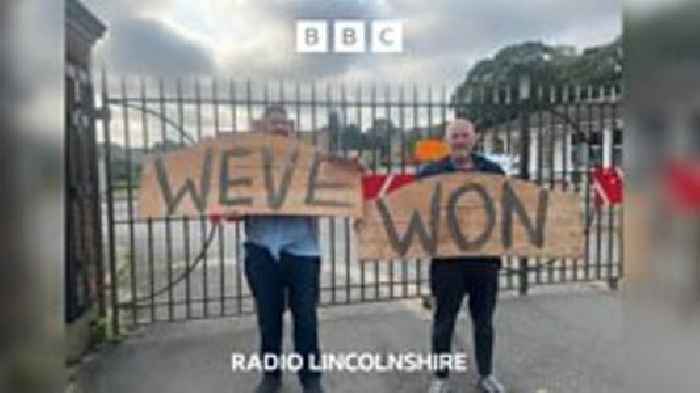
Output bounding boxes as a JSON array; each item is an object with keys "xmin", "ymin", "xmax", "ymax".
[{"xmin": 415, "ymin": 139, "xmax": 451, "ymax": 163}]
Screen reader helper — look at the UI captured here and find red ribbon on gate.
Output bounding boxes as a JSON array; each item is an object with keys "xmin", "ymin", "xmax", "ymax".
[
  {"xmin": 362, "ymin": 174, "xmax": 416, "ymax": 200},
  {"xmin": 592, "ymin": 166, "xmax": 624, "ymax": 207}
]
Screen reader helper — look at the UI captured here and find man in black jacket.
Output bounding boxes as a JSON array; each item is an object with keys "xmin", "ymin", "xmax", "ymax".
[{"xmin": 418, "ymin": 119, "xmax": 506, "ymax": 393}]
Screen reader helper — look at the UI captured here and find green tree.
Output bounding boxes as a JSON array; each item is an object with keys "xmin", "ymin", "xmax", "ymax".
[{"xmin": 452, "ymin": 37, "xmax": 622, "ymax": 129}]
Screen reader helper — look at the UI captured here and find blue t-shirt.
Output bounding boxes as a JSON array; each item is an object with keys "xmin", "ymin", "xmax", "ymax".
[{"xmin": 244, "ymin": 216, "xmax": 320, "ymax": 260}]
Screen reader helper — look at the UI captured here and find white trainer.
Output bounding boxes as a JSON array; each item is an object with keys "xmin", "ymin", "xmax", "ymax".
[
  {"xmin": 477, "ymin": 375, "xmax": 506, "ymax": 393},
  {"xmin": 428, "ymin": 377, "xmax": 451, "ymax": 393}
]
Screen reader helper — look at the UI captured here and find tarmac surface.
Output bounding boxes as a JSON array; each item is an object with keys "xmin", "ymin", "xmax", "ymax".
[{"xmin": 76, "ymin": 284, "xmax": 625, "ymax": 393}]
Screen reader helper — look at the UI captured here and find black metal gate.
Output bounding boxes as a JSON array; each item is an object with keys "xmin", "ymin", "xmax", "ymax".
[
  {"xmin": 65, "ymin": 64, "xmax": 104, "ymax": 323},
  {"xmin": 97, "ymin": 73, "xmax": 623, "ymax": 335}
]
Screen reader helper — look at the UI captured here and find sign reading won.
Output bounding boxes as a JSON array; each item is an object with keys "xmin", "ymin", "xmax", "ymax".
[{"xmin": 357, "ymin": 174, "xmax": 584, "ymax": 260}]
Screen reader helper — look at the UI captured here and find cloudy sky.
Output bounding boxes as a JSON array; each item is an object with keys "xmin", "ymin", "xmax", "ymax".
[
  {"xmin": 85, "ymin": 0, "xmax": 621, "ymax": 87},
  {"xmin": 82, "ymin": 0, "xmax": 621, "ymax": 146}
]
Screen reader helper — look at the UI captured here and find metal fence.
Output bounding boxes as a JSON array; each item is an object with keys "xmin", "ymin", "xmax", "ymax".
[
  {"xmin": 97, "ymin": 73, "xmax": 623, "ymax": 335},
  {"xmin": 66, "ymin": 64, "xmax": 103, "ymax": 323}
]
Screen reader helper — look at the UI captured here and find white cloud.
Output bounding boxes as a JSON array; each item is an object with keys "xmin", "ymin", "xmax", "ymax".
[{"xmin": 84, "ymin": 0, "xmax": 621, "ymax": 86}]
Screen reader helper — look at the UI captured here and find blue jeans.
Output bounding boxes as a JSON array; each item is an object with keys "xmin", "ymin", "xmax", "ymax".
[{"xmin": 243, "ymin": 242, "xmax": 321, "ymax": 386}]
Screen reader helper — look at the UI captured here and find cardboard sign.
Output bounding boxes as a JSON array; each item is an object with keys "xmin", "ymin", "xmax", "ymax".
[
  {"xmin": 357, "ymin": 173, "xmax": 585, "ymax": 260},
  {"xmin": 138, "ymin": 133, "xmax": 364, "ymax": 218}
]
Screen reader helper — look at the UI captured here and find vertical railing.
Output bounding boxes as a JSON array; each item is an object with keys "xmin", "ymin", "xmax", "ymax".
[
  {"xmin": 518, "ymin": 76, "xmax": 532, "ymax": 296},
  {"xmin": 101, "ymin": 69, "xmax": 120, "ymax": 335},
  {"xmin": 98, "ymin": 75, "xmax": 623, "ymax": 332}
]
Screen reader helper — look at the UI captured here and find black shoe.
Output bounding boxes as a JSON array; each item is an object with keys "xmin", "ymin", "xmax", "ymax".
[
  {"xmin": 301, "ymin": 379, "xmax": 325, "ymax": 393},
  {"xmin": 254, "ymin": 375, "xmax": 282, "ymax": 393}
]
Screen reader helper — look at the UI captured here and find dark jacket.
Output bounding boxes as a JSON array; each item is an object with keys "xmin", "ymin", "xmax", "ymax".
[
  {"xmin": 417, "ymin": 153, "xmax": 505, "ymax": 266},
  {"xmin": 416, "ymin": 153, "xmax": 505, "ymax": 179}
]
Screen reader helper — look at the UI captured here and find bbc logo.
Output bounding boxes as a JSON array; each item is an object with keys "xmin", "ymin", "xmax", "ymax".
[{"xmin": 296, "ymin": 20, "xmax": 403, "ymax": 53}]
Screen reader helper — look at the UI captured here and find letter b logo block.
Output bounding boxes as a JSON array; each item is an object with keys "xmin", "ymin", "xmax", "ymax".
[
  {"xmin": 334, "ymin": 21, "xmax": 366, "ymax": 53},
  {"xmin": 296, "ymin": 20, "xmax": 328, "ymax": 53}
]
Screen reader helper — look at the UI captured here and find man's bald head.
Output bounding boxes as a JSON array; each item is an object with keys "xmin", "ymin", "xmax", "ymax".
[
  {"xmin": 445, "ymin": 119, "xmax": 477, "ymax": 162},
  {"xmin": 446, "ymin": 119, "xmax": 475, "ymax": 138}
]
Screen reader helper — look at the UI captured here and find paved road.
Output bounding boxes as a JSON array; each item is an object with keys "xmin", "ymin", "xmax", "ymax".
[{"xmin": 76, "ymin": 286, "xmax": 625, "ymax": 393}]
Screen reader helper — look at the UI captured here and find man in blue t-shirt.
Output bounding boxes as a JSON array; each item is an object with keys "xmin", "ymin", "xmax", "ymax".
[
  {"xmin": 419, "ymin": 119, "xmax": 507, "ymax": 393},
  {"xmin": 227, "ymin": 105, "xmax": 324, "ymax": 393}
]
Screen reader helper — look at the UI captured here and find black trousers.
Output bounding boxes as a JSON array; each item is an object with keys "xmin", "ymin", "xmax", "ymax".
[
  {"xmin": 243, "ymin": 242, "xmax": 322, "ymax": 386},
  {"xmin": 430, "ymin": 258, "xmax": 500, "ymax": 378}
]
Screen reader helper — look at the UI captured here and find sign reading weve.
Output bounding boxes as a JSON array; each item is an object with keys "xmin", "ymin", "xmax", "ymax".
[{"xmin": 138, "ymin": 133, "xmax": 364, "ymax": 218}]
